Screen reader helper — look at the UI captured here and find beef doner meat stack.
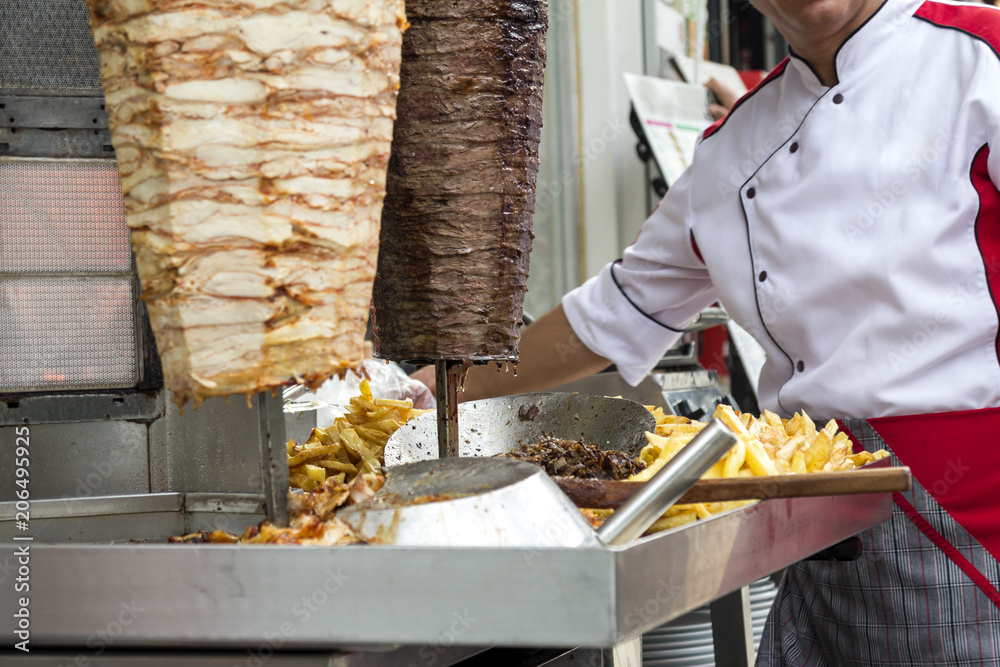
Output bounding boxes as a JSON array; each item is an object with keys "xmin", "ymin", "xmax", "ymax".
[
  {"xmin": 84, "ymin": 0, "xmax": 405, "ymax": 404},
  {"xmin": 372, "ymin": 0, "xmax": 548, "ymax": 362}
]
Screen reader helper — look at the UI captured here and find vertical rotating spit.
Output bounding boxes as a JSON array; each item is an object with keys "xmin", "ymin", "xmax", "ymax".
[
  {"xmin": 435, "ymin": 360, "xmax": 463, "ymax": 458},
  {"xmin": 369, "ymin": 0, "xmax": 548, "ymax": 455}
]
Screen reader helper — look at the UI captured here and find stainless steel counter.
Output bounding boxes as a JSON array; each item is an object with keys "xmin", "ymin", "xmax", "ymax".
[{"xmin": 0, "ymin": 483, "xmax": 892, "ymax": 651}]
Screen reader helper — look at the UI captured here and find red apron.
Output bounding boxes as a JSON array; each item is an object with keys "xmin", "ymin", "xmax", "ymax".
[
  {"xmin": 757, "ymin": 409, "xmax": 1000, "ymax": 666},
  {"xmin": 869, "ymin": 407, "xmax": 1000, "ymax": 608}
]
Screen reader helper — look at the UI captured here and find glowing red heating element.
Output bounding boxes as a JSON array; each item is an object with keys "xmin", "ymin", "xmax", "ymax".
[{"xmin": 0, "ymin": 160, "xmax": 137, "ymax": 393}]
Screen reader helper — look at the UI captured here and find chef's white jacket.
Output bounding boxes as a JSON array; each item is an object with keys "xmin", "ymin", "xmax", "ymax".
[{"xmin": 562, "ymin": 0, "xmax": 1000, "ymax": 419}]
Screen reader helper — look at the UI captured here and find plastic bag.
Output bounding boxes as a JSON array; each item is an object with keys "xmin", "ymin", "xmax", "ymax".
[{"xmin": 284, "ymin": 359, "xmax": 435, "ymax": 429}]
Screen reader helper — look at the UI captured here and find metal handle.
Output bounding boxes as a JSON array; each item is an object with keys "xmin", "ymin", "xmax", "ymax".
[
  {"xmin": 682, "ymin": 307, "xmax": 729, "ymax": 334},
  {"xmin": 596, "ymin": 419, "xmax": 737, "ymax": 546}
]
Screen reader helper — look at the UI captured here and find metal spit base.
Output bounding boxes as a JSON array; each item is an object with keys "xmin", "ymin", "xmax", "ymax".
[{"xmin": 1, "ymin": 474, "xmax": 892, "ymax": 651}]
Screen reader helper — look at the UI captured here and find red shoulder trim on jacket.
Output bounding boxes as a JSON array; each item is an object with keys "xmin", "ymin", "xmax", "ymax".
[
  {"xmin": 914, "ymin": 1, "xmax": 1000, "ymax": 55},
  {"xmin": 701, "ymin": 57, "xmax": 791, "ymax": 142}
]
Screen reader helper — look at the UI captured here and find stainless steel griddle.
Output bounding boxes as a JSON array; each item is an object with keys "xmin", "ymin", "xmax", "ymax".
[{"xmin": 0, "ymin": 464, "xmax": 893, "ymax": 650}]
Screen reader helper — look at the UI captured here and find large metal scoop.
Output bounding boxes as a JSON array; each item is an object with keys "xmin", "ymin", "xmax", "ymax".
[
  {"xmin": 340, "ymin": 419, "xmax": 738, "ymax": 547},
  {"xmin": 384, "ymin": 392, "xmax": 657, "ymax": 465},
  {"xmin": 337, "ymin": 457, "xmax": 602, "ymax": 548}
]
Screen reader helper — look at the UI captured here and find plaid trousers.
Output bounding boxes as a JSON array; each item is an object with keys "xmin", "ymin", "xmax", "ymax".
[{"xmin": 756, "ymin": 419, "xmax": 1000, "ymax": 666}]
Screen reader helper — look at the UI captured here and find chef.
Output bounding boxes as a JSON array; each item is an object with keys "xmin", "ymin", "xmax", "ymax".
[{"xmin": 413, "ymin": 0, "xmax": 1000, "ymax": 662}]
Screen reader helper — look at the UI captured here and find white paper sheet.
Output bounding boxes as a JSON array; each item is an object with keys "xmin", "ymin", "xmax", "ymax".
[{"xmin": 624, "ymin": 72, "xmax": 712, "ymax": 187}]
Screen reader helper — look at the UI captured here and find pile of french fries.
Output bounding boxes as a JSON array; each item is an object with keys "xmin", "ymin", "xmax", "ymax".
[
  {"xmin": 624, "ymin": 404, "xmax": 887, "ymax": 534},
  {"xmin": 287, "ymin": 379, "xmax": 431, "ymax": 491}
]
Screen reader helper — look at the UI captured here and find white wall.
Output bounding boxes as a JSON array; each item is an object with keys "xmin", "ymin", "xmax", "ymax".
[
  {"xmin": 576, "ymin": 0, "xmax": 649, "ymax": 280},
  {"xmin": 527, "ymin": 0, "xmax": 652, "ymax": 316}
]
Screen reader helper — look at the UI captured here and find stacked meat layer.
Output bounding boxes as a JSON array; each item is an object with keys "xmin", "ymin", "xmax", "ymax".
[
  {"xmin": 372, "ymin": 0, "xmax": 548, "ymax": 362},
  {"xmin": 85, "ymin": 0, "xmax": 405, "ymax": 404}
]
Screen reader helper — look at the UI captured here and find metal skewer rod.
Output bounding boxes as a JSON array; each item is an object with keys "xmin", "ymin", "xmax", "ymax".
[
  {"xmin": 435, "ymin": 359, "xmax": 462, "ymax": 458},
  {"xmin": 597, "ymin": 419, "xmax": 737, "ymax": 546}
]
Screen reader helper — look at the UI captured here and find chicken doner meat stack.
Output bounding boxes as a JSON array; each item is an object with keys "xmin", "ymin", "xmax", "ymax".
[
  {"xmin": 84, "ymin": 0, "xmax": 405, "ymax": 405},
  {"xmin": 371, "ymin": 0, "xmax": 548, "ymax": 456}
]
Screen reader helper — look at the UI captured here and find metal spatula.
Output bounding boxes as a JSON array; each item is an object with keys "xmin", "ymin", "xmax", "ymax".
[{"xmin": 383, "ymin": 392, "xmax": 657, "ymax": 465}]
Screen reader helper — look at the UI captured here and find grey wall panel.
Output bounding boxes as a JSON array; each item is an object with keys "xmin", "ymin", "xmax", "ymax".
[
  {"xmin": 0, "ymin": 421, "xmax": 149, "ymax": 500},
  {"xmin": 162, "ymin": 395, "xmax": 263, "ymax": 494}
]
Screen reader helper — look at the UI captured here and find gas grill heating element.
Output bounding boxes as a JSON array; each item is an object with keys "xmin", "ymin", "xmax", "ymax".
[
  {"xmin": 0, "ymin": 160, "xmax": 131, "ymax": 273},
  {"xmin": 0, "ymin": 0, "xmax": 102, "ymax": 93},
  {"xmin": 0, "ymin": 158, "xmax": 138, "ymax": 393}
]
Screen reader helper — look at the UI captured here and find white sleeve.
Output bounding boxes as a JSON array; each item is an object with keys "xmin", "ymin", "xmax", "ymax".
[{"xmin": 561, "ymin": 167, "xmax": 717, "ymax": 385}]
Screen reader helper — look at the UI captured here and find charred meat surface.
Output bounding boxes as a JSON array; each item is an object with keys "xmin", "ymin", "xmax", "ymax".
[
  {"xmin": 518, "ymin": 404, "xmax": 540, "ymax": 422},
  {"xmin": 500, "ymin": 435, "xmax": 647, "ymax": 481},
  {"xmin": 84, "ymin": 0, "xmax": 406, "ymax": 404},
  {"xmin": 372, "ymin": 0, "xmax": 548, "ymax": 362}
]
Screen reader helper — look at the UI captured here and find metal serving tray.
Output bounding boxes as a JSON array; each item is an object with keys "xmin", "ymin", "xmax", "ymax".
[{"xmin": 0, "ymin": 473, "xmax": 892, "ymax": 650}]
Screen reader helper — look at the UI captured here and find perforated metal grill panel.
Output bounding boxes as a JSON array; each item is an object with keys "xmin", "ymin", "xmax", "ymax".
[
  {"xmin": 0, "ymin": 0, "xmax": 102, "ymax": 92},
  {"xmin": 0, "ymin": 158, "xmax": 138, "ymax": 393},
  {"xmin": 0, "ymin": 161, "xmax": 130, "ymax": 273},
  {"xmin": 0, "ymin": 277, "xmax": 137, "ymax": 392}
]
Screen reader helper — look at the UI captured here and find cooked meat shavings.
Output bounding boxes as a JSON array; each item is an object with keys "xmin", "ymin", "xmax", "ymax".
[
  {"xmin": 518, "ymin": 404, "xmax": 541, "ymax": 422},
  {"xmin": 372, "ymin": 0, "xmax": 547, "ymax": 362},
  {"xmin": 170, "ymin": 473, "xmax": 384, "ymax": 546},
  {"xmin": 236, "ymin": 513, "xmax": 361, "ymax": 546},
  {"xmin": 168, "ymin": 529, "xmax": 238, "ymax": 544},
  {"xmin": 580, "ymin": 508, "xmax": 612, "ymax": 529},
  {"xmin": 500, "ymin": 434, "xmax": 646, "ymax": 481},
  {"xmin": 84, "ymin": 0, "xmax": 406, "ymax": 405}
]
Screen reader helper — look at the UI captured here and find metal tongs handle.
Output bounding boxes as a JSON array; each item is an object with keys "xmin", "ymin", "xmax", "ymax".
[{"xmin": 597, "ymin": 419, "xmax": 738, "ymax": 546}]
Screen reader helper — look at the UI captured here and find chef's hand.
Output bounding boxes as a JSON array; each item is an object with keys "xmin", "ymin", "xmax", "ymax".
[
  {"xmin": 705, "ymin": 77, "xmax": 740, "ymax": 121},
  {"xmin": 408, "ymin": 304, "xmax": 612, "ymax": 403}
]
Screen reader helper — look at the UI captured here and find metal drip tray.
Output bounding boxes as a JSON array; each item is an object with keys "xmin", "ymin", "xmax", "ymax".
[{"xmin": 0, "ymin": 463, "xmax": 894, "ymax": 650}]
